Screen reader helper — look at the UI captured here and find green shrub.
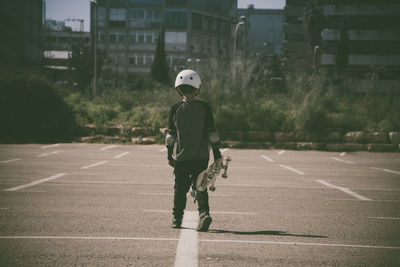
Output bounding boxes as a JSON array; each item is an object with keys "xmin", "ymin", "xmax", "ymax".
[{"xmin": 0, "ymin": 70, "xmax": 78, "ymax": 143}]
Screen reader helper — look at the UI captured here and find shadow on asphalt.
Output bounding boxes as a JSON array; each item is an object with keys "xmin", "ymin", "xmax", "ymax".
[{"xmin": 208, "ymin": 230, "xmax": 327, "ymax": 238}]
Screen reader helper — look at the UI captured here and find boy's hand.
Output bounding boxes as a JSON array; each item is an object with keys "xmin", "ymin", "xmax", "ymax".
[
  {"xmin": 215, "ymin": 157, "xmax": 223, "ymax": 167},
  {"xmin": 168, "ymin": 159, "xmax": 176, "ymax": 168}
]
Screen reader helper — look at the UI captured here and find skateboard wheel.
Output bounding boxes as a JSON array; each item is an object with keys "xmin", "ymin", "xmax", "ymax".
[{"xmin": 209, "ymin": 186, "xmax": 215, "ymax": 191}]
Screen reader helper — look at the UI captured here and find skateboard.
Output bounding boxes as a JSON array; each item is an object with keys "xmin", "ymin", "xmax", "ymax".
[{"xmin": 196, "ymin": 156, "xmax": 231, "ymax": 192}]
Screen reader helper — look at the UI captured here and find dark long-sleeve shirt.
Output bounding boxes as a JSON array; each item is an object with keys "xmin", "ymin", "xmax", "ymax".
[{"xmin": 167, "ymin": 99, "xmax": 221, "ymax": 162}]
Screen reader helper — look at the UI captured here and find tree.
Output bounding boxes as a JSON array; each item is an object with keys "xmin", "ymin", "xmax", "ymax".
[
  {"xmin": 335, "ymin": 25, "xmax": 349, "ymax": 75},
  {"xmin": 151, "ymin": 25, "xmax": 170, "ymax": 85},
  {"xmin": 69, "ymin": 37, "xmax": 106, "ymax": 92},
  {"xmin": 304, "ymin": 0, "xmax": 324, "ymax": 48}
]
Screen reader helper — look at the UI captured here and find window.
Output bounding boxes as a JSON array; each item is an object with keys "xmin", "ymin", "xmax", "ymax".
[
  {"xmin": 138, "ymin": 32, "xmax": 145, "ymax": 43},
  {"xmin": 129, "ymin": 32, "xmax": 137, "ymax": 43},
  {"xmin": 129, "ymin": 8, "xmax": 145, "ymax": 20},
  {"xmin": 145, "ymin": 32, "xmax": 154, "ymax": 43},
  {"xmin": 192, "ymin": 13, "xmax": 202, "ymax": 30},
  {"xmin": 118, "ymin": 32, "xmax": 125, "ymax": 43},
  {"xmin": 98, "ymin": 7, "xmax": 106, "ymax": 26},
  {"xmin": 110, "ymin": 8, "xmax": 126, "ymax": 21},
  {"xmin": 109, "ymin": 33, "xmax": 117, "ymax": 42},
  {"xmin": 165, "ymin": 11, "xmax": 187, "ymax": 29},
  {"xmin": 137, "ymin": 54, "xmax": 144, "ymax": 65},
  {"xmin": 166, "ymin": 0, "xmax": 187, "ymax": 6},
  {"xmin": 129, "ymin": 56, "xmax": 136, "ymax": 65}
]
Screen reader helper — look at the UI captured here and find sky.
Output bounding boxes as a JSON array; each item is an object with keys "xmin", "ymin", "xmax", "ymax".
[{"xmin": 45, "ymin": 0, "xmax": 286, "ymax": 32}]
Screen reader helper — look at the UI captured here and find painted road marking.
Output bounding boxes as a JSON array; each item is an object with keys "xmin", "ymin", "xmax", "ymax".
[
  {"xmin": 326, "ymin": 198, "xmax": 400, "ymax": 203},
  {"xmin": 144, "ymin": 210, "xmax": 256, "ymax": 215},
  {"xmin": 261, "ymin": 155, "xmax": 274, "ymax": 162},
  {"xmin": 316, "ymin": 180, "xmax": 371, "ymax": 201},
  {"xmin": 114, "ymin": 152, "xmax": 130, "ymax": 159},
  {"xmin": 160, "ymin": 148, "xmax": 167, "ymax": 152},
  {"xmin": 0, "ymin": 159, "xmax": 21, "ymax": 163},
  {"xmin": 41, "ymin": 144, "xmax": 59, "ymax": 149},
  {"xmin": 4, "ymin": 173, "xmax": 67, "ymax": 192},
  {"xmin": 0, "ymin": 236, "xmax": 398, "ymax": 250},
  {"xmin": 339, "ymin": 152, "xmax": 346, "ymax": 157},
  {"xmin": 279, "ymin": 164, "xmax": 305, "ymax": 175},
  {"xmin": 140, "ymin": 193, "xmax": 173, "ymax": 196},
  {"xmin": 80, "ymin": 161, "xmax": 108, "ymax": 170},
  {"xmin": 140, "ymin": 193, "xmax": 229, "ymax": 197},
  {"xmin": 99, "ymin": 145, "xmax": 118, "ymax": 151},
  {"xmin": 368, "ymin": 217, "xmax": 400, "ymax": 220},
  {"xmin": 174, "ymin": 211, "xmax": 198, "ymax": 267},
  {"xmin": 220, "ymin": 148, "xmax": 229, "ymax": 153},
  {"xmin": 331, "ymin": 157, "xmax": 354, "ymax": 164},
  {"xmin": 278, "ymin": 150, "xmax": 285, "ymax": 155},
  {"xmin": 37, "ymin": 150, "xmax": 63, "ymax": 157},
  {"xmin": 383, "ymin": 169, "xmax": 400, "ymax": 175},
  {"xmin": 199, "ymin": 239, "xmax": 400, "ymax": 250}
]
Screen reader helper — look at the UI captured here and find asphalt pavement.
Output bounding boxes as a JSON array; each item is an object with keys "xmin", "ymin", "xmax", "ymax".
[{"xmin": 0, "ymin": 144, "xmax": 399, "ymax": 266}]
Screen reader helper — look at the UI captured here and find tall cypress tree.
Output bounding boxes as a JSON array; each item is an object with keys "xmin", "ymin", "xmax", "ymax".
[
  {"xmin": 151, "ymin": 25, "xmax": 170, "ymax": 84},
  {"xmin": 335, "ymin": 25, "xmax": 349, "ymax": 75}
]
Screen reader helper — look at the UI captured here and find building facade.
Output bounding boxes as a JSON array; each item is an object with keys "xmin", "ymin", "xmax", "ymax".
[
  {"xmin": 320, "ymin": 0, "xmax": 400, "ymax": 79},
  {"xmin": 44, "ymin": 20, "xmax": 90, "ymax": 71},
  {"xmin": 282, "ymin": 0, "xmax": 309, "ymax": 56},
  {"xmin": 90, "ymin": 0, "xmax": 237, "ymax": 78},
  {"xmin": 238, "ymin": 7, "xmax": 284, "ymax": 56}
]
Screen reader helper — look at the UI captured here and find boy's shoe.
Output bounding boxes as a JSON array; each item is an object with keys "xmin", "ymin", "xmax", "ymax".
[
  {"xmin": 171, "ymin": 218, "xmax": 182, "ymax": 228},
  {"xmin": 196, "ymin": 213, "xmax": 212, "ymax": 232}
]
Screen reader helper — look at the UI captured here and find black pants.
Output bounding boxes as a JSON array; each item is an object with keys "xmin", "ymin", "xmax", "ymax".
[{"xmin": 173, "ymin": 159, "xmax": 209, "ymax": 220}]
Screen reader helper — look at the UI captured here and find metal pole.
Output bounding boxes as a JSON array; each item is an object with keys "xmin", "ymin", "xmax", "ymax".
[{"xmin": 93, "ymin": 1, "xmax": 98, "ymax": 97}]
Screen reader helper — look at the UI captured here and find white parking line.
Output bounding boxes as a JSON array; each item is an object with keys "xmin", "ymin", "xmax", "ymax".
[
  {"xmin": 339, "ymin": 152, "xmax": 346, "ymax": 157},
  {"xmin": 316, "ymin": 180, "xmax": 371, "ymax": 201},
  {"xmin": 37, "ymin": 150, "xmax": 63, "ymax": 157},
  {"xmin": 4, "ymin": 173, "xmax": 67, "ymax": 192},
  {"xmin": 199, "ymin": 239, "xmax": 400, "ymax": 250},
  {"xmin": 99, "ymin": 145, "xmax": 118, "ymax": 151},
  {"xmin": 174, "ymin": 211, "xmax": 198, "ymax": 267},
  {"xmin": 368, "ymin": 217, "xmax": 400, "ymax": 220},
  {"xmin": 279, "ymin": 164, "xmax": 304, "ymax": 175},
  {"xmin": 144, "ymin": 210, "xmax": 256, "ymax": 215},
  {"xmin": 331, "ymin": 157, "xmax": 354, "ymax": 164},
  {"xmin": 41, "ymin": 144, "xmax": 59, "ymax": 149},
  {"xmin": 0, "ymin": 159, "xmax": 21, "ymax": 163},
  {"xmin": 114, "ymin": 152, "xmax": 130, "ymax": 159},
  {"xmin": 0, "ymin": 236, "xmax": 398, "ymax": 250},
  {"xmin": 278, "ymin": 150, "xmax": 285, "ymax": 155},
  {"xmin": 261, "ymin": 155, "xmax": 274, "ymax": 162},
  {"xmin": 383, "ymin": 169, "xmax": 400, "ymax": 176},
  {"xmin": 80, "ymin": 161, "xmax": 108, "ymax": 169}
]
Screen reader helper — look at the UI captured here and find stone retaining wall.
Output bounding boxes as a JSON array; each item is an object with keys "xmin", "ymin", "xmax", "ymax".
[{"xmin": 79, "ymin": 124, "xmax": 400, "ymax": 152}]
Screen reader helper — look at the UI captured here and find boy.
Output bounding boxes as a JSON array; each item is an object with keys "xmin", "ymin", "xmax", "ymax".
[{"xmin": 165, "ymin": 69, "xmax": 222, "ymax": 232}]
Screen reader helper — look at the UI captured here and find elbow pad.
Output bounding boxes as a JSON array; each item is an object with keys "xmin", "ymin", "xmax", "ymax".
[
  {"xmin": 165, "ymin": 133, "xmax": 176, "ymax": 147},
  {"xmin": 208, "ymin": 131, "xmax": 220, "ymax": 146}
]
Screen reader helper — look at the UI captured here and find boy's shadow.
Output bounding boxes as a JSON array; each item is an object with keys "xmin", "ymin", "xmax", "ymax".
[{"xmin": 208, "ymin": 229, "xmax": 327, "ymax": 239}]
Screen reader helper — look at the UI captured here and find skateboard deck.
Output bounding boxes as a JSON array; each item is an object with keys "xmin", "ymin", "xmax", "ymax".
[{"xmin": 196, "ymin": 156, "xmax": 231, "ymax": 192}]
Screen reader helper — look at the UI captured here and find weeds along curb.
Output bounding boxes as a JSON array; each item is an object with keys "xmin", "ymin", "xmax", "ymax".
[{"xmin": 76, "ymin": 127, "xmax": 400, "ymax": 152}]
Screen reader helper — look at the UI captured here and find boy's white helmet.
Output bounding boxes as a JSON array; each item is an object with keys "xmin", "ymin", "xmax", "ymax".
[{"xmin": 175, "ymin": 69, "xmax": 201, "ymax": 89}]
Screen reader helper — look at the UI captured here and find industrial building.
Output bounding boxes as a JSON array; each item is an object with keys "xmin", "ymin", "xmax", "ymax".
[{"xmin": 90, "ymin": 0, "xmax": 237, "ymax": 79}]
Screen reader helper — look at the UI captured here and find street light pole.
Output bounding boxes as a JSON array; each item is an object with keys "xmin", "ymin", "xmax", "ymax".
[
  {"xmin": 233, "ymin": 21, "xmax": 245, "ymax": 74},
  {"xmin": 313, "ymin": 45, "xmax": 320, "ymax": 75},
  {"xmin": 91, "ymin": 0, "xmax": 98, "ymax": 97}
]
